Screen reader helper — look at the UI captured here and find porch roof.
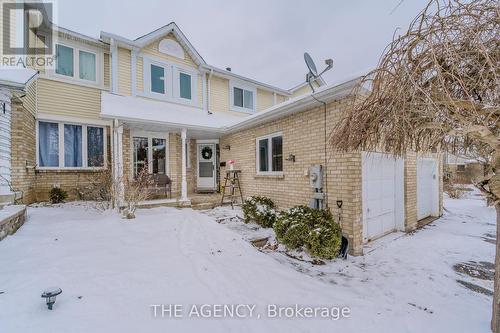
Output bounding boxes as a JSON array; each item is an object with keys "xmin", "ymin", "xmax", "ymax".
[
  {"xmin": 0, "ymin": 66, "xmax": 38, "ymax": 91},
  {"xmin": 100, "ymin": 92, "xmax": 241, "ymax": 133},
  {"xmin": 101, "ymin": 76, "xmax": 362, "ymax": 135}
]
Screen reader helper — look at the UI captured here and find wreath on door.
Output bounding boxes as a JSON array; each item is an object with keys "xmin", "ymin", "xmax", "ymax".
[{"xmin": 201, "ymin": 146, "xmax": 213, "ymax": 160}]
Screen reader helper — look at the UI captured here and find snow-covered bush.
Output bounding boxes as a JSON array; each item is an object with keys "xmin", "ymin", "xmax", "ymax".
[
  {"xmin": 242, "ymin": 196, "xmax": 277, "ymax": 228},
  {"xmin": 274, "ymin": 206, "xmax": 342, "ymax": 259},
  {"xmin": 49, "ymin": 187, "xmax": 68, "ymax": 204}
]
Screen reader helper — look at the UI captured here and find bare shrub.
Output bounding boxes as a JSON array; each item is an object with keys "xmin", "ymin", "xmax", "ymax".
[{"xmin": 122, "ymin": 168, "xmax": 153, "ymax": 219}]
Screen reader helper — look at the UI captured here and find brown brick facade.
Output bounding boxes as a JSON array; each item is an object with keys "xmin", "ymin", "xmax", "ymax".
[
  {"xmin": 10, "ymin": 101, "xmax": 36, "ymax": 203},
  {"xmin": 219, "ymin": 98, "xmax": 443, "ymax": 255}
]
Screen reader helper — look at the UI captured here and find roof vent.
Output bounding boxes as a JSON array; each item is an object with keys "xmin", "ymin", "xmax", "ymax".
[{"xmin": 225, "ymin": 67, "xmax": 231, "ymax": 72}]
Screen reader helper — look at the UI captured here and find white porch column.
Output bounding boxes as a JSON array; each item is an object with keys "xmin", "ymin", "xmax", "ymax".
[
  {"xmin": 0, "ymin": 89, "xmax": 13, "ymax": 197},
  {"xmin": 181, "ymin": 128, "xmax": 188, "ymax": 201},
  {"xmin": 113, "ymin": 119, "xmax": 125, "ymax": 207}
]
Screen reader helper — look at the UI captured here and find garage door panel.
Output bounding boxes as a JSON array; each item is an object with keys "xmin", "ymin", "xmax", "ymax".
[{"xmin": 362, "ymin": 152, "xmax": 405, "ymax": 241}]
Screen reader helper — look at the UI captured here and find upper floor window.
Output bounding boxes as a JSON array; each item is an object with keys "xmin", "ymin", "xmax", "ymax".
[
  {"xmin": 151, "ymin": 64, "xmax": 166, "ymax": 94},
  {"xmin": 56, "ymin": 44, "xmax": 73, "ymax": 77},
  {"xmin": 54, "ymin": 43, "xmax": 98, "ymax": 83},
  {"xmin": 233, "ymin": 87, "xmax": 254, "ymax": 109},
  {"xmin": 230, "ymin": 81, "xmax": 256, "ymax": 113},
  {"xmin": 179, "ymin": 72, "xmax": 191, "ymax": 100},
  {"xmin": 79, "ymin": 50, "xmax": 96, "ymax": 81},
  {"xmin": 143, "ymin": 57, "xmax": 197, "ymax": 105}
]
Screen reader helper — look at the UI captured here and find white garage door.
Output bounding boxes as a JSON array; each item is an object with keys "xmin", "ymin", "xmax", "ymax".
[
  {"xmin": 417, "ymin": 158, "xmax": 439, "ymax": 220},
  {"xmin": 362, "ymin": 152, "xmax": 405, "ymax": 242}
]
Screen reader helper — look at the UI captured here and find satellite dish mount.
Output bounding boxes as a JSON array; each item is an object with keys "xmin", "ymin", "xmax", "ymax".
[{"xmin": 304, "ymin": 52, "xmax": 333, "ymax": 92}]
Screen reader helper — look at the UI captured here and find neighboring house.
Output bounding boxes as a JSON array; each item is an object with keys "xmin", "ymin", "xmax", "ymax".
[
  {"xmin": 444, "ymin": 152, "xmax": 484, "ymax": 184},
  {"xmin": 4, "ymin": 22, "xmax": 442, "ymax": 255}
]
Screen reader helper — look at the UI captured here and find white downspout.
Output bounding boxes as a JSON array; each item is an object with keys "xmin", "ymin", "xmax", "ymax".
[
  {"xmin": 110, "ymin": 39, "xmax": 118, "ymax": 93},
  {"xmin": 207, "ymin": 68, "xmax": 213, "ymax": 114}
]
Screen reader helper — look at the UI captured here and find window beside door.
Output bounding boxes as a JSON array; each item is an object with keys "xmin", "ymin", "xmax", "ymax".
[
  {"xmin": 256, "ymin": 133, "xmax": 283, "ymax": 175},
  {"xmin": 132, "ymin": 134, "xmax": 169, "ymax": 177}
]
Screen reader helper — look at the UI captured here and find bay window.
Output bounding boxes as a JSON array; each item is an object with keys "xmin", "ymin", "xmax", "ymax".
[
  {"xmin": 256, "ymin": 133, "xmax": 283, "ymax": 174},
  {"xmin": 37, "ymin": 121, "xmax": 106, "ymax": 169}
]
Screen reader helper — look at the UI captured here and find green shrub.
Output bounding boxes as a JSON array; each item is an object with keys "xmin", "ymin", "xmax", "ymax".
[
  {"xmin": 49, "ymin": 187, "xmax": 68, "ymax": 204},
  {"xmin": 242, "ymin": 196, "xmax": 277, "ymax": 228},
  {"xmin": 274, "ymin": 205, "xmax": 342, "ymax": 259},
  {"xmin": 308, "ymin": 224, "xmax": 343, "ymax": 259}
]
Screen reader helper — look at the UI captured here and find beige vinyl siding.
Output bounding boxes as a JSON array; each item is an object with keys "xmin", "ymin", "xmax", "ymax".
[
  {"xmin": 118, "ymin": 47, "xmax": 132, "ymax": 96},
  {"xmin": 141, "ymin": 34, "xmax": 197, "ymax": 69},
  {"xmin": 197, "ymin": 75, "xmax": 203, "ymax": 107},
  {"xmin": 257, "ymin": 89, "xmax": 274, "ymax": 112},
  {"xmin": 137, "ymin": 56, "xmax": 144, "ymax": 93},
  {"xmin": 37, "ymin": 78, "xmax": 101, "ymax": 119},
  {"xmin": 209, "ymin": 75, "xmax": 229, "ymax": 113},
  {"xmin": 103, "ymin": 53, "xmax": 110, "ymax": 88},
  {"xmin": 291, "ymin": 84, "xmax": 314, "ymax": 98},
  {"xmin": 276, "ymin": 94, "xmax": 287, "ymax": 104},
  {"xmin": 21, "ymin": 81, "xmax": 37, "ymax": 117}
]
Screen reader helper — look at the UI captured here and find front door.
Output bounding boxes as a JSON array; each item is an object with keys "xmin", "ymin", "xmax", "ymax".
[{"xmin": 197, "ymin": 143, "xmax": 215, "ymax": 190}]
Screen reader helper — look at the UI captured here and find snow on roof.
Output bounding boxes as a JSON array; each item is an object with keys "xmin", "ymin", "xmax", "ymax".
[
  {"xmin": 101, "ymin": 77, "xmax": 362, "ymax": 134},
  {"xmin": 0, "ymin": 66, "xmax": 38, "ymax": 89},
  {"xmin": 101, "ymin": 92, "xmax": 240, "ymax": 131}
]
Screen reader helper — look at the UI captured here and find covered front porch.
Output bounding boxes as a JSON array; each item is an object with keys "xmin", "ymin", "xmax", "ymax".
[{"xmin": 101, "ymin": 92, "xmax": 239, "ymax": 207}]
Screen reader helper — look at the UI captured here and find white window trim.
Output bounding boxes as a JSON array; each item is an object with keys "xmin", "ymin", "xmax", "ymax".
[
  {"xmin": 141, "ymin": 55, "xmax": 198, "ymax": 106},
  {"xmin": 255, "ymin": 132, "xmax": 283, "ymax": 176},
  {"xmin": 230, "ymin": 80, "xmax": 257, "ymax": 113},
  {"xmin": 36, "ymin": 120, "xmax": 107, "ymax": 171},
  {"xmin": 129, "ymin": 130, "xmax": 170, "ymax": 178},
  {"xmin": 147, "ymin": 62, "xmax": 170, "ymax": 97},
  {"xmin": 49, "ymin": 41, "xmax": 104, "ymax": 88},
  {"xmin": 174, "ymin": 69, "xmax": 196, "ymax": 104}
]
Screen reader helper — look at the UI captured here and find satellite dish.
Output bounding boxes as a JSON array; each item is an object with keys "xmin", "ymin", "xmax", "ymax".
[{"xmin": 304, "ymin": 52, "xmax": 318, "ymax": 77}]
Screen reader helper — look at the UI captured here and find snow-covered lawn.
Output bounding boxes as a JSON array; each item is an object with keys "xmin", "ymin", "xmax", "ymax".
[{"xmin": 0, "ymin": 189, "xmax": 495, "ymax": 333}]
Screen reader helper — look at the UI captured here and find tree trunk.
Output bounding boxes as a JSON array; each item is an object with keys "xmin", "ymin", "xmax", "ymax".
[{"xmin": 494, "ymin": 204, "xmax": 500, "ymax": 332}]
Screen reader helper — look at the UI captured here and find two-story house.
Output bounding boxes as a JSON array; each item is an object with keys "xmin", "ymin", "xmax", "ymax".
[
  {"xmin": 10, "ymin": 22, "xmax": 321, "ymax": 204},
  {"xmin": 3, "ymin": 21, "xmax": 443, "ymax": 255}
]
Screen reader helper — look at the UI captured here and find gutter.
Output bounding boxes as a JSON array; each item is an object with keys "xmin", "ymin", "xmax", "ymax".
[{"xmin": 201, "ymin": 64, "xmax": 291, "ymax": 95}]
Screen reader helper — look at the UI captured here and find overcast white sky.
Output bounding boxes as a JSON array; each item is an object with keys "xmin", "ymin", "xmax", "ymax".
[{"xmin": 55, "ymin": 0, "xmax": 426, "ymax": 89}]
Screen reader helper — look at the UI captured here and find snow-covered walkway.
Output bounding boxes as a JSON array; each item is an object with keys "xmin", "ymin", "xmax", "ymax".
[{"xmin": 0, "ymin": 189, "xmax": 495, "ymax": 332}]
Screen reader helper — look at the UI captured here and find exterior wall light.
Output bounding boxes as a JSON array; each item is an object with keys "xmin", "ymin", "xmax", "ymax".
[
  {"xmin": 286, "ymin": 154, "xmax": 296, "ymax": 162},
  {"xmin": 41, "ymin": 287, "xmax": 62, "ymax": 310},
  {"xmin": 222, "ymin": 145, "xmax": 231, "ymax": 150}
]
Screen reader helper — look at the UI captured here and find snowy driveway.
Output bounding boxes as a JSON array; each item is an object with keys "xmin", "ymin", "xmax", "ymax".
[{"xmin": 0, "ymin": 190, "xmax": 495, "ymax": 333}]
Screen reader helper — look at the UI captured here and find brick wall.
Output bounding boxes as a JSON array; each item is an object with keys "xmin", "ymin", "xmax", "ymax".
[
  {"xmin": 404, "ymin": 152, "xmax": 418, "ymax": 231},
  {"xmin": 219, "ymin": 97, "xmax": 443, "ymax": 255},
  {"xmin": 220, "ymin": 98, "xmax": 366, "ymax": 255},
  {"xmin": 10, "ymin": 101, "xmax": 36, "ymax": 203},
  {"xmin": 32, "ymin": 128, "xmax": 111, "ymax": 202}
]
